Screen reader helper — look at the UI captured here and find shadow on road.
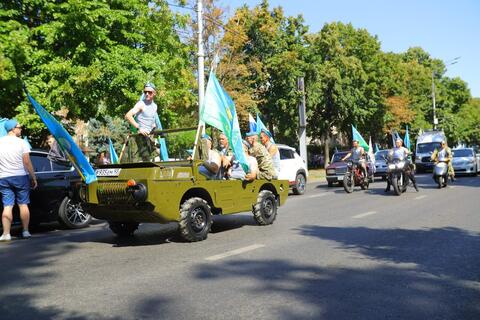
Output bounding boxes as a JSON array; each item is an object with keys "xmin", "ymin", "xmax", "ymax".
[{"xmin": 192, "ymin": 226, "xmax": 480, "ymax": 319}]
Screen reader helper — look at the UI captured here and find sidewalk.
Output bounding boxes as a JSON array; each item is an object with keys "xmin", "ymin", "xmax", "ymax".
[{"xmin": 307, "ymin": 168, "xmax": 326, "ymax": 183}]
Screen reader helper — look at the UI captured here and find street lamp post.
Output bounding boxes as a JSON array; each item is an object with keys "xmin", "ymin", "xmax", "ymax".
[{"xmin": 431, "ymin": 57, "xmax": 460, "ymax": 130}]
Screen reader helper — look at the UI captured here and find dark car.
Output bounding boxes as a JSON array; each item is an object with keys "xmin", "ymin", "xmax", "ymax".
[
  {"xmin": 374, "ymin": 150, "xmax": 389, "ymax": 180},
  {"xmin": 326, "ymin": 151, "xmax": 375, "ymax": 187},
  {"xmin": 0, "ymin": 150, "xmax": 92, "ymax": 229}
]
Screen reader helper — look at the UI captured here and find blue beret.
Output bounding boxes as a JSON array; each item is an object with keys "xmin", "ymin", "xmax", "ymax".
[
  {"xmin": 201, "ymin": 133, "xmax": 212, "ymax": 141},
  {"xmin": 245, "ymin": 131, "xmax": 257, "ymax": 137},
  {"xmin": 260, "ymin": 128, "xmax": 272, "ymax": 138},
  {"xmin": 144, "ymin": 82, "xmax": 156, "ymax": 91},
  {"xmin": 4, "ymin": 119, "xmax": 18, "ymax": 132}
]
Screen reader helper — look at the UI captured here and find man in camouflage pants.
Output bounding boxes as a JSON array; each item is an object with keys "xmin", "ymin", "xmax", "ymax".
[{"xmin": 245, "ymin": 131, "xmax": 277, "ymax": 180}]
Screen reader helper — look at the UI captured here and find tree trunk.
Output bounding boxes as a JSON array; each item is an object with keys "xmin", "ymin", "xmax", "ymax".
[{"xmin": 323, "ymin": 135, "xmax": 330, "ymax": 168}]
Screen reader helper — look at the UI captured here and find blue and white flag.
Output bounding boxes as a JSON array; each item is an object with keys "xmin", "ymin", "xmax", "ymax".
[
  {"xmin": 26, "ymin": 93, "xmax": 97, "ymax": 184},
  {"xmin": 352, "ymin": 125, "xmax": 369, "ymax": 152},
  {"xmin": 256, "ymin": 113, "xmax": 275, "ymax": 144},
  {"xmin": 404, "ymin": 126, "xmax": 411, "ymax": 151},
  {"xmin": 108, "ymin": 138, "xmax": 119, "ymax": 164},
  {"xmin": 200, "ymin": 71, "xmax": 249, "ymax": 172},
  {"xmin": 248, "ymin": 113, "xmax": 257, "ymax": 133}
]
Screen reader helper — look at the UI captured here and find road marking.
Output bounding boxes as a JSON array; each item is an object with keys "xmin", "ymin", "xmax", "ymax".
[
  {"xmin": 306, "ymin": 193, "xmax": 328, "ymax": 199},
  {"xmin": 205, "ymin": 244, "xmax": 265, "ymax": 261},
  {"xmin": 352, "ymin": 211, "xmax": 377, "ymax": 219},
  {"xmin": 415, "ymin": 195, "xmax": 427, "ymax": 200}
]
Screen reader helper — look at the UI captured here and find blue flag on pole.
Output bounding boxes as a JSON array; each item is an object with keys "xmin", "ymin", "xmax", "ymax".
[
  {"xmin": 352, "ymin": 125, "xmax": 369, "ymax": 152},
  {"xmin": 404, "ymin": 126, "xmax": 411, "ymax": 151},
  {"xmin": 248, "ymin": 113, "xmax": 257, "ymax": 133},
  {"xmin": 26, "ymin": 93, "xmax": 97, "ymax": 184},
  {"xmin": 0, "ymin": 118, "xmax": 8, "ymax": 137},
  {"xmin": 200, "ymin": 71, "xmax": 249, "ymax": 172},
  {"xmin": 108, "ymin": 138, "xmax": 119, "ymax": 164}
]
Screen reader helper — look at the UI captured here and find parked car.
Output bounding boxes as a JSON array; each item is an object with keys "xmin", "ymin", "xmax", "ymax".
[
  {"xmin": 326, "ymin": 151, "xmax": 375, "ymax": 187},
  {"xmin": 277, "ymin": 144, "xmax": 308, "ymax": 195},
  {"xmin": 374, "ymin": 149, "xmax": 389, "ymax": 180},
  {"xmin": 0, "ymin": 150, "xmax": 92, "ymax": 229},
  {"xmin": 452, "ymin": 148, "xmax": 479, "ymax": 176}
]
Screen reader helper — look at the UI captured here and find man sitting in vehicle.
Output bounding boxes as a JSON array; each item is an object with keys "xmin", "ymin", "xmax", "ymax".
[
  {"xmin": 341, "ymin": 139, "xmax": 367, "ymax": 177},
  {"xmin": 385, "ymin": 138, "xmax": 418, "ymax": 192},
  {"xmin": 259, "ymin": 129, "xmax": 280, "ymax": 177},
  {"xmin": 431, "ymin": 140, "xmax": 455, "ymax": 182},
  {"xmin": 198, "ymin": 134, "xmax": 222, "ymax": 179},
  {"xmin": 228, "ymin": 140, "xmax": 259, "ymax": 181},
  {"xmin": 218, "ymin": 132, "xmax": 233, "ymax": 172},
  {"xmin": 245, "ymin": 131, "xmax": 277, "ymax": 180}
]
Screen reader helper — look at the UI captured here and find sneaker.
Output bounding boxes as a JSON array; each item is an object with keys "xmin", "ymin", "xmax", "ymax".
[
  {"xmin": 0, "ymin": 234, "xmax": 12, "ymax": 242},
  {"xmin": 22, "ymin": 230, "xmax": 32, "ymax": 239}
]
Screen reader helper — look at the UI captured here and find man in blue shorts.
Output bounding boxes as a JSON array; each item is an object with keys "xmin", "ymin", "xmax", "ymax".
[{"xmin": 0, "ymin": 119, "xmax": 38, "ymax": 241}]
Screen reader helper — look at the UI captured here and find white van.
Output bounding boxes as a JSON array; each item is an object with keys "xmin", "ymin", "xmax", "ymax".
[{"xmin": 415, "ymin": 130, "xmax": 446, "ymax": 172}]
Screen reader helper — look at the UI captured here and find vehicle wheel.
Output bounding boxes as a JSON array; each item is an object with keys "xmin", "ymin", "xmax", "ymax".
[
  {"xmin": 392, "ymin": 176, "xmax": 402, "ymax": 196},
  {"xmin": 109, "ymin": 221, "xmax": 139, "ymax": 237},
  {"xmin": 343, "ymin": 173, "xmax": 353, "ymax": 193},
  {"xmin": 253, "ymin": 190, "xmax": 277, "ymax": 225},
  {"xmin": 443, "ymin": 176, "xmax": 448, "ymax": 187},
  {"xmin": 293, "ymin": 173, "xmax": 306, "ymax": 195},
  {"xmin": 179, "ymin": 197, "xmax": 212, "ymax": 242},
  {"xmin": 327, "ymin": 181, "xmax": 333, "ymax": 187},
  {"xmin": 58, "ymin": 196, "xmax": 92, "ymax": 229}
]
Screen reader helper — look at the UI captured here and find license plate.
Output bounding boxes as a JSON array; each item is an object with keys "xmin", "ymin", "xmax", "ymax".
[
  {"xmin": 95, "ymin": 168, "xmax": 122, "ymax": 177},
  {"xmin": 337, "ymin": 175, "xmax": 344, "ymax": 181}
]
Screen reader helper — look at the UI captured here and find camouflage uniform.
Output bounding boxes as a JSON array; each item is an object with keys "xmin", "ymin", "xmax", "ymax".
[{"xmin": 249, "ymin": 143, "xmax": 276, "ymax": 180}]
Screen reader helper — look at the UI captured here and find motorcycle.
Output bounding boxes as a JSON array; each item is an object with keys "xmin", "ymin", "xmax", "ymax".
[
  {"xmin": 433, "ymin": 161, "xmax": 449, "ymax": 188},
  {"xmin": 386, "ymin": 156, "xmax": 409, "ymax": 196},
  {"xmin": 343, "ymin": 161, "xmax": 369, "ymax": 193}
]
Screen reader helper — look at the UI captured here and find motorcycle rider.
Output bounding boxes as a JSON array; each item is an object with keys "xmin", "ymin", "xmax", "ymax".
[
  {"xmin": 431, "ymin": 140, "xmax": 455, "ymax": 182},
  {"xmin": 341, "ymin": 139, "xmax": 367, "ymax": 178},
  {"xmin": 385, "ymin": 138, "xmax": 419, "ymax": 192}
]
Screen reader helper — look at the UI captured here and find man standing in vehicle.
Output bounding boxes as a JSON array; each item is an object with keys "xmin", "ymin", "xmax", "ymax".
[
  {"xmin": 0, "ymin": 119, "xmax": 38, "ymax": 242},
  {"xmin": 342, "ymin": 139, "xmax": 367, "ymax": 177},
  {"xmin": 385, "ymin": 138, "xmax": 419, "ymax": 192},
  {"xmin": 431, "ymin": 140, "xmax": 455, "ymax": 182},
  {"xmin": 125, "ymin": 82, "xmax": 158, "ymax": 162}
]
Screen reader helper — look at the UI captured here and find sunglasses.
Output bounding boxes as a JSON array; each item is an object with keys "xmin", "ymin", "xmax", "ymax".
[
  {"xmin": 15, "ymin": 126, "xmax": 22, "ymax": 129},
  {"xmin": 143, "ymin": 91, "xmax": 154, "ymax": 95}
]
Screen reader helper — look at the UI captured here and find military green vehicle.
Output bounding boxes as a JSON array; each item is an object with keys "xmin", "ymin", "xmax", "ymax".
[{"xmin": 80, "ymin": 127, "xmax": 289, "ymax": 242}]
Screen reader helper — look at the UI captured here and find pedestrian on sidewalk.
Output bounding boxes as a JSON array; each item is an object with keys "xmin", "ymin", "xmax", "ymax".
[{"xmin": 0, "ymin": 119, "xmax": 38, "ymax": 242}]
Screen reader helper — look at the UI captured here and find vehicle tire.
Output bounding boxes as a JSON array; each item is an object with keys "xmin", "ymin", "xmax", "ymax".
[
  {"xmin": 109, "ymin": 221, "xmax": 139, "ymax": 237},
  {"xmin": 293, "ymin": 173, "xmax": 306, "ymax": 195},
  {"xmin": 179, "ymin": 197, "xmax": 212, "ymax": 242},
  {"xmin": 343, "ymin": 173, "xmax": 353, "ymax": 193},
  {"xmin": 437, "ymin": 176, "xmax": 443, "ymax": 189},
  {"xmin": 253, "ymin": 190, "xmax": 277, "ymax": 225},
  {"xmin": 392, "ymin": 176, "xmax": 402, "ymax": 196},
  {"xmin": 327, "ymin": 181, "xmax": 333, "ymax": 187},
  {"xmin": 58, "ymin": 196, "xmax": 92, "ymax": 229}
]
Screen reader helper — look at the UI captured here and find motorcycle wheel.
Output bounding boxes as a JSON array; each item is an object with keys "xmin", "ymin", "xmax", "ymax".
[
  {"xmin": 343, "ymin": 172, "xmax": 354, "ymax": 193},
  {"xmin": 392, "ymin": 175, "xmax": 402, "ymax": 196},
  {"xmin": 401, "ymin": 174, "xmax": 408, "ymax": 193},
  {"xmin": 437, "ymin": 176, "xmax": 443, "ymax": 189}
]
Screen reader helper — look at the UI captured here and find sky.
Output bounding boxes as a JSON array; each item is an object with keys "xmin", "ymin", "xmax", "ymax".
[{"xmin": 221, "ymin": 0, "xmax": 479, "ymax": 97}]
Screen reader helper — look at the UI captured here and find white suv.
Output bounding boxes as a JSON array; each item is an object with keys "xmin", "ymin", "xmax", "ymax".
[{"xmin": 277, "ymin": 144, "xmax": 308, "ymax": 195}]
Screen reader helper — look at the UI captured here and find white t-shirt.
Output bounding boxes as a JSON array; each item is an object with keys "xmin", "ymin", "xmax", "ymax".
[{"xmin": 0, "ymin": 136, "xmax": 31, "ymax": 179}]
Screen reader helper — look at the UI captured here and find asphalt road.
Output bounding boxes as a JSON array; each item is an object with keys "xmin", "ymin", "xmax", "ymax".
[{"xmin": 1, "ymin": 174, "xmax": 479, "ymax": 320}]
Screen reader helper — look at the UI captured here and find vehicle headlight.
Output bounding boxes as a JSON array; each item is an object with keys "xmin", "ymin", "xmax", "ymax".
[
  {"xmin": 397, "ymin": 162, "xmax": 405, "ymax": 169},
  {"xmin": 388, "ymin": 164, "xmax": 396, "ymax": 170},
  {"xmin": 326, "ymin": 169, "xmax": 336, "ymax": 174}
]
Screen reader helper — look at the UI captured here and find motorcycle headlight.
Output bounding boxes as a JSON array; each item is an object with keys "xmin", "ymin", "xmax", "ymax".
[
  {"xmin": 397, "ymin": 162, "xmax": 405, "ymax": 169},
  {"xmin": 388, "ymin": 164, "xmax": 396, "ymax": 170}
]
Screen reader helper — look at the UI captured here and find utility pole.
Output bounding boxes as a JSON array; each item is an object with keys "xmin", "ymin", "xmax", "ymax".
[
  {"xmin": 297, "ymin": 77, "xmax": 308, "ymax": 169},
  {"xmin": 197, "ymin": 0, "xmax": 205, "ymax": 119},
  {"xmin": 431, "ymin": 72, "xmax": 437, "ymax": 130}
]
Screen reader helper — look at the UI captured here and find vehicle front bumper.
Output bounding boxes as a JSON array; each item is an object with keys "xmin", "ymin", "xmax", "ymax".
[{"xmin": 453, "ymin": 163, "xmax": 477, "ymax": 174}]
